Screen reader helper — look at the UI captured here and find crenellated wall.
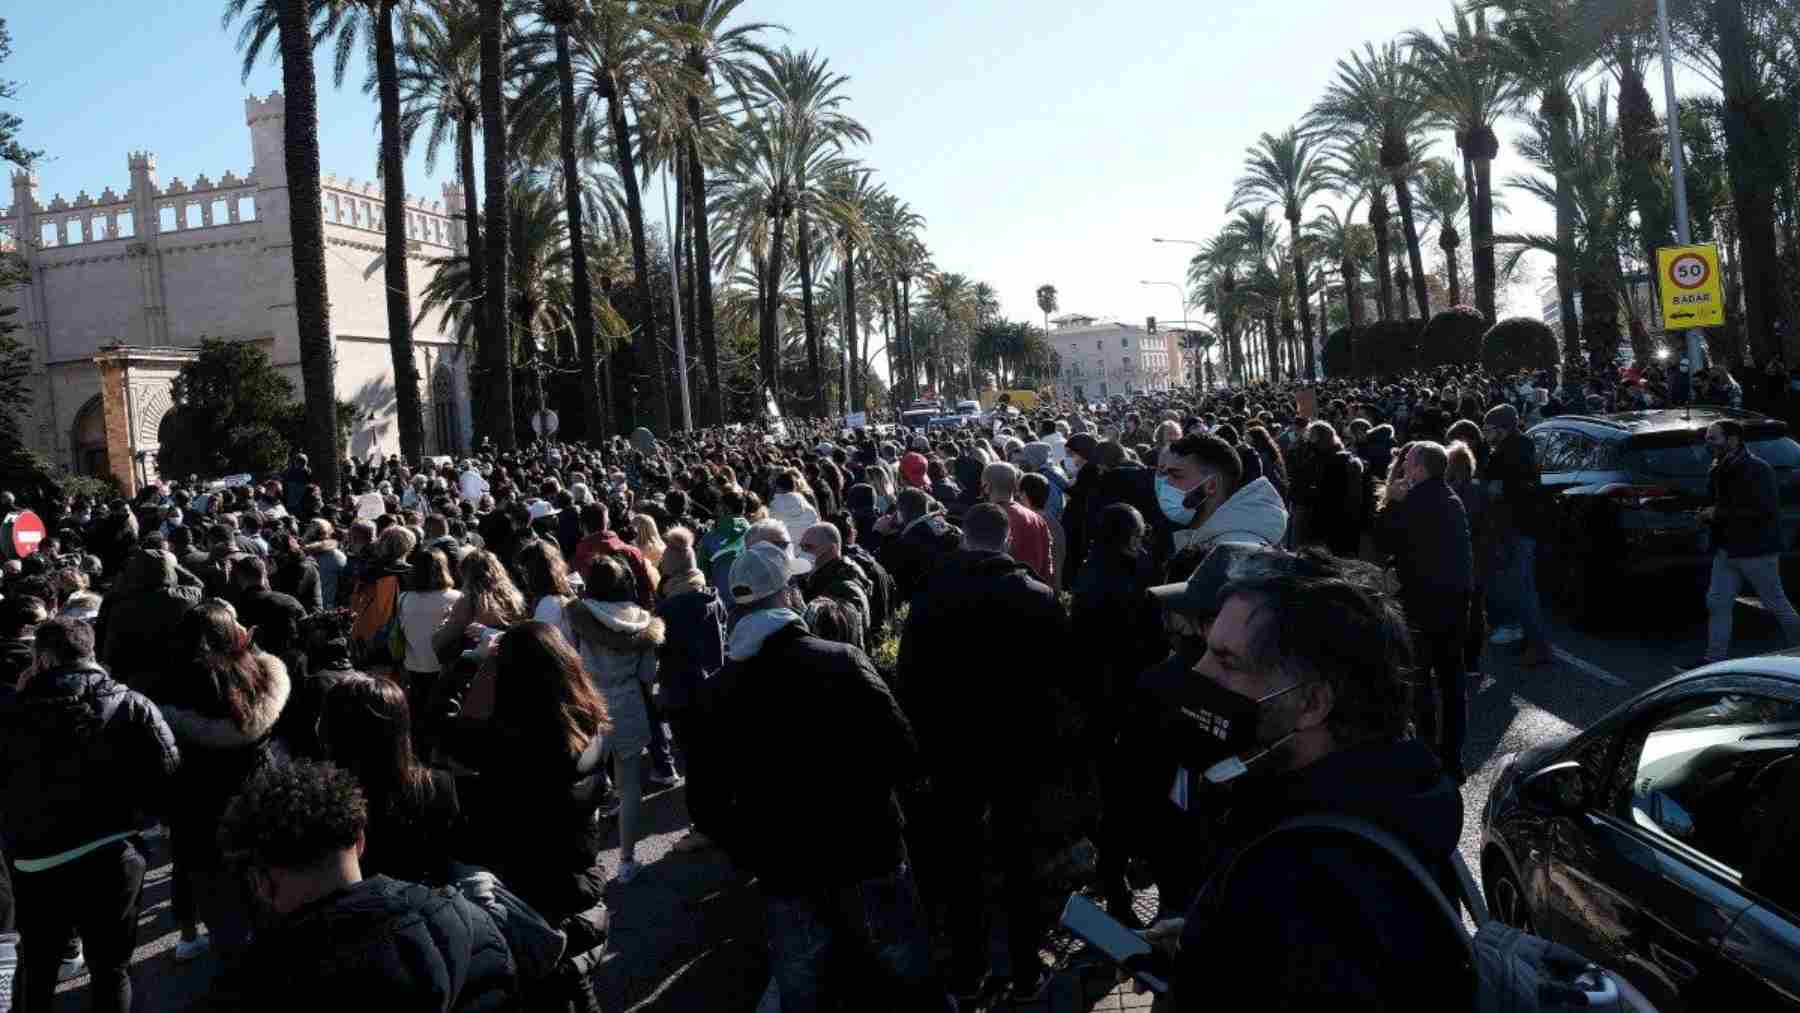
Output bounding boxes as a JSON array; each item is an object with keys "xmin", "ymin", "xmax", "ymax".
[{"xmin": 0, "ymin": 89, "xmax": 475, "ymax": 479}]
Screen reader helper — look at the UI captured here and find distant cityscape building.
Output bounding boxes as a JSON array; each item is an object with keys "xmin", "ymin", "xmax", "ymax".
[
  {"xmin": 1049, "ymin": 314, "xmax": 1174, "ymax": 398},
  {"xmin": 0, "ymin": 91, "xmax": 472, "ymax": 493}
]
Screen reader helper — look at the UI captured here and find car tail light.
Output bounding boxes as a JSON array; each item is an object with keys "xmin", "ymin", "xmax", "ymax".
[{"xmin": 1597, "ymin": 483, "xmax": 1677, "ymax": 506}]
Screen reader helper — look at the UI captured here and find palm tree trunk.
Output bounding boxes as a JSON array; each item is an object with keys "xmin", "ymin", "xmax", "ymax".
[
  {"xmin": 845, "ymin": 239, "xmax": 862, "ymax": 413},
  {"xmin": 1392, "ymin": 176, "xmax": 1430, "ymax": 319},
  {"xmin": 1716, "ymin": 0, "xmax": 1785, "ymax": 362},
  {"xmin": 1396, "ymin": 262, "xmax": 1413, "ymax": 320},
  {"xmin": 553, "ymin": 23, "xmax": 604, "ymax": 444},
  {"xmin": 1289, "ymin": 211, "xmax": 1315, "ymax": 379},
  {"xmin": 1554, "ymin": 174, "xmax": 1580, "ymax": 361},
  {"xmin": 899, "ymin": 275, "xmax": 914, "ymax": 401},
  {"xmin": 456, "ymin": 116, "xmax": 485, "ymax": 448},
  {"xmin": 761, "ymin": 211, "xmax": 789, "ymax": 404},
  {"xmin": 684, "ymin": 134, "xmax": 723, "ymax": 426},
  {"xmin": 602, "ymin": 77, "xmax": 669, "ymax": 432},
  {"xmin": 793, "ymin": 208, "xmax": 826, "ymax": 417},
  {"xmin": 1442, "ymin": 233, "xmax": 1462, "ymax": 307},
  {"xmin": 1370, "ymin": 197, "xmax": 1394, "ymax": 321},
  {"xmin": 1472, "ymin": 148, "xmax": 1498, "ymax": 325},
  {"xmin": 374, "ymin": 4, "xmax": 423, "ymax": 463},
  {"xmin": 1580, "ymin": 272, "xmax": 1621, "ymax": 368},
  {"xmin": 277, "ymin": 0, "xmax": 340, "ymax": 499},
  {"xmin": 478, "ymin": 0, "xmax": 516, "ymax": 449},
  {"xmin": 1343, "ymin": 259, "xmax": 1362, "ymax": 329}
]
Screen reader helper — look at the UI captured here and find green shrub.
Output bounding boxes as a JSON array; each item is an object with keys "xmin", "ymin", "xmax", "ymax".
[
  {"xmin": 1481, "ymin": 317, "xmax": 1559, "ymax": 374},
  {"xmin": 1418, "ymin": 307, "xmax": 1487, "ymax": 368}
]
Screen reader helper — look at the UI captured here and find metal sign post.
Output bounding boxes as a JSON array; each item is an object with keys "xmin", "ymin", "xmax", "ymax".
[{"xmin": 1657, "ymin": 0, "xmax": 1705, "ymax": 372}]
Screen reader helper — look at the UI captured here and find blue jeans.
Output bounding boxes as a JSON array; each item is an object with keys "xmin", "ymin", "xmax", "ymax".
[
  {"xmin": 1497, "ymin": 534, "xmax": 1549, "ymax": 645},
  {"xmin": 766, "ymin": 862, "xmax": 954, "ymax": 1013},
  {"xmin": 1706, "ymin": 551, "xmax": 1800, "ymax": 661}
]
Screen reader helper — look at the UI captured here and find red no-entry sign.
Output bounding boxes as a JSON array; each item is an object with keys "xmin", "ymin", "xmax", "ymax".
[{"xmin": 6, "ymin": 510, "xmax": 45, "ymax": 558}]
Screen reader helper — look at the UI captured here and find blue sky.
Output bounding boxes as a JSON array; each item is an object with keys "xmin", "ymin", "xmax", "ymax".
[{"xmin": 9, "ymin": 1, "xmax": 1711, "ymax": 352}]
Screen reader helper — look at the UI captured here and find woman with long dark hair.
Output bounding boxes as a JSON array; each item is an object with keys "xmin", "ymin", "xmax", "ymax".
[
  {"xmin": 318, "ymin": 675, "xmax": 460, "ymax": 885},
  {"xmin": 469, "ymin": 622, "xmax": 611, "ymax": 920},
  {"xmin": 158, "ymin": 599, "xmax": 290, "ymax": 964}
]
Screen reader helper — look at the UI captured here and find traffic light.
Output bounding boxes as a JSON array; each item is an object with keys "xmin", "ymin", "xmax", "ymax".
[{"xmin": 1147, "ymin": 316, "xmax": 1157, "ymax": 333}]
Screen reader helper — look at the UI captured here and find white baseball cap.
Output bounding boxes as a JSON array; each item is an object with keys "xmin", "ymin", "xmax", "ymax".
[{"xmin": 729, "ymin": 541, "xmax": 793, "ymax": 604}]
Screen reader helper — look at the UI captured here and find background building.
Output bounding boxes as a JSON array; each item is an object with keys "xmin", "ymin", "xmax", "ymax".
[
  {"xmin": 0, "ymin": 91, "xmax": 473, "ymax": 489},
  {"xmin": 1049, "ymin": 314, "xmax": 1173, "ymax": 398}
]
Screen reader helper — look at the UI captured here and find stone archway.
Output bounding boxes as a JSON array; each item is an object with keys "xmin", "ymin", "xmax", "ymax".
[{"xmin": 71, "ymin": 395, "xmax": 108, "ymax": 477}]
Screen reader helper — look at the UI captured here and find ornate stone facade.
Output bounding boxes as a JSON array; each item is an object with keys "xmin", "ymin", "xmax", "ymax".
[{"xmin": 0, "ymin": 91, "xmax": 475, "ymax": 493}]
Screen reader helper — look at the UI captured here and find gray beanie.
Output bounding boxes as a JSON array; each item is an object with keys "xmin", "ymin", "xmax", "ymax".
[{"xmin": 1483, "ymin": 403, "xmax": 1519, "ymax": 431}]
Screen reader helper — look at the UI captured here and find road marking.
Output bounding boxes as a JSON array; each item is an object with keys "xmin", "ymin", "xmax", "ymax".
[{"xmin": 1552, "ymin": 647, "xmax": 1628, "ymax": 687}]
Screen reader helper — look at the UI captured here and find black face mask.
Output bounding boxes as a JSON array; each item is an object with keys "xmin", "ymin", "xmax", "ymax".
[{"xmin": 1174, "ymin": 674, "xmax": 1303, "ymax": 786}]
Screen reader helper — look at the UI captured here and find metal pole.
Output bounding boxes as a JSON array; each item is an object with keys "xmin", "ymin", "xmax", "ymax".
[
  {"xmin": 1657, "ymin": 0, "xmax": 1705, "ymax": 372},
  {"xmin": 662, "ymin": 165, "xmax": 693, "ymax": 430}
]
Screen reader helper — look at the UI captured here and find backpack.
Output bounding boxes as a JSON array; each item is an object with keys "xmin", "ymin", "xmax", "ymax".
[
  {"xmin": 1229, "ymin": 813, "xmax": 1635, "ymax": 1013},
  {"xmin": 848, "ymin": 546, "xmax": 896, "ymax": 637}
]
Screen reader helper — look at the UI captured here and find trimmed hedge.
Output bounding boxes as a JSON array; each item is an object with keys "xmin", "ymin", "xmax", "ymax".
[
  {"xmin": 1418, "ymin": 307, "xmax": 1487, "ymax": 368},
  {"xmin": 1322, "ymin": 326, "xmax": 1355, "ymax": 378},
  {"xmin": 1354, "ymin": 319, "xmax": 1427, "ymax": 377},
  {"xmin": 1481, "ymin": 316, "xmax": 1559, "ymax": 374}
]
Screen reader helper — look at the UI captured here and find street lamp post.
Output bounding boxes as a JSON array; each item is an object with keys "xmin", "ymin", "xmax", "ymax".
[
  {"xmin": 1655, "ymin": 0, "xmax": 1706, "ymax": 372},
  {"xmin": 1153, "ymin": 237, "xmax": 1228, "ymax": 385}
]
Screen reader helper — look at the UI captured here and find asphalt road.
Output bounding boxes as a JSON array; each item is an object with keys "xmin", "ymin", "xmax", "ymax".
[{"xmin": 48, "ymin": 589, "xmax": 1791, "ymax": 1012}]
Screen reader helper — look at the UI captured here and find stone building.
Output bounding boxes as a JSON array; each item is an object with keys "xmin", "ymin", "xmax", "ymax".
[
  {"xmin": 1049, "ymin": 314, "xmax": 1175, "ymax": 399},
  {"xmin": 0, "ymin": 91, "xmax": 474, "ymax": 493}
]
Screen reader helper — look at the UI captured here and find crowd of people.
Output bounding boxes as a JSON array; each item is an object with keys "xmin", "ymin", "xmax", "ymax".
[{"xmin": 0, "ymin": 356, "xmax": 1760, "ymax": 1010}]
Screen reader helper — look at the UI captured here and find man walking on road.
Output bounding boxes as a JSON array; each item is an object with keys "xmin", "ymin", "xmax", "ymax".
[
  {"xmin": 1376, "ymin": 441, "xmax": 1474, "ymax": 782},
  {"xmin": 1482, "ymin": 405, "xmax": 1555, "ymax": 667},
  {"xmin": 1692, "ymin": 419, "xmax": 1800, "ymax": 668}
]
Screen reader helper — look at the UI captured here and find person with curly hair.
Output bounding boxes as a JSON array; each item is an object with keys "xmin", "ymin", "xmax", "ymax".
[{"xmin": 207, "ymin": 761, "xmax": 535, "ymax": 1012}]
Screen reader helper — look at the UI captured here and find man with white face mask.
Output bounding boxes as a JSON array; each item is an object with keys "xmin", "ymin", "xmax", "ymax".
[
  {"xmin": 1135, "ymin": 551, "xmax": 1466, "ymax": 1011},
  {"xmin": 1156, "ymin": 434, "xmax": 1287, "ymax": 582}
]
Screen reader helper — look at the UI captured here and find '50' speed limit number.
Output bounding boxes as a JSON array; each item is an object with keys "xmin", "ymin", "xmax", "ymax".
[{"xmin": 1669, "ymin": 252, "xmax": 1710, "ymax": 290}]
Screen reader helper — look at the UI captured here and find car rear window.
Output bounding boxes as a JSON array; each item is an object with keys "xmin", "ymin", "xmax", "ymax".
[{"xmin": 1624, "ymin": 435, "xmax": 1800, "ymax": 476}]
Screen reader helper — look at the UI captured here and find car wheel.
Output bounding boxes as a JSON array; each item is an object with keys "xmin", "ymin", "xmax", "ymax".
[{"xmin": 1487, "ymin": 862, "xmax": 1536, "ymax": 934}]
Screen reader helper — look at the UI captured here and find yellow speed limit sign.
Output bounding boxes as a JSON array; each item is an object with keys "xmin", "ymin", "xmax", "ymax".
[{"xmin": 1656, "ymin": 243, "xmax": 1725, "ymax": 328}]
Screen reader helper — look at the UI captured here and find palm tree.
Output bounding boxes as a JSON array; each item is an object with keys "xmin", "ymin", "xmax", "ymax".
[
  {"xmin": 920, "ymin": 271, "xmax": 975, "ymax": 396},
  {"xmin": 671, "ymin": 0, "xmax": 781, "ymax": 425},
  {"xmin": 1498, "ymin": 86, "xmax": 1628, "ymax": 368},
  {"xmin": 1310, "ymin": 41, "xmax": 1434, "ymax": 320},
  {"xmin": 476, "ymin": 0, "xmax": 517, "ymax": 448},
  {"xmin": 818, "ymin": 166, "xmax": 879, "ymax": 413},
  {"xmin": 749, "ymin": 48, "xmax": 867, "ymax": 417},
  {"xmin": 1229, "ymin": 125, "xmax": 1331, "ymax": 378},
  {"xmin": 223, "ymin": 0, "xmax": 342, "ymax": 496},
  {"xmin": 281, "ymin": 0, "xmax": 425, "ymax": 463},
  {"xmin": 1415, "ymin": 156, "xmax": 1469, "ymax": 306},
  {"xmin": 1326, "ymin": 136, "xmax": 1400, "ymax": 322},
  {"xmin": 395, "ymin": 0, "xmax": 485, "ymax": 438},
  {"xmin": 1404, "ymin": 8, "xmax": 1525, "ymax": 325},
  {"xmin": 866, "ymin": 193, "xmax": 927, "ymax": 402},
  {"xmin": 1485, "ymin": 0, "xmax": 1596, "ymax": 356},
  {"xmin": 1308, "ymin": 202, "xmax": 1373, "ymax": 329},
  {"xmin": 1035, "ymin": 283, "xmax": 1058, "ymax": 346}
]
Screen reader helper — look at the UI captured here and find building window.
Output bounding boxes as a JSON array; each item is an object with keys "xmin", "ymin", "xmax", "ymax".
[
  {"xmin": 237, "ymin": 195, "xmax": 255, "ymax": 221},
  {"xmin": 211, "ymin": 197, "xmax": 229, "ymax": 225},
  {"xmin": 1121, "ymin": 337, "xmax": 1128, "ymax": 349},
  {"xmin": 65, "ymin": 219, "xmax": 81, "ymax": 245},
  {"xmin": 90, "ymin": 214, "xmax": 108, "ymax": 240},
  {"xmin": 1096, "ymin": 340, "xmax": 1102, "ymax": 351},
  {"xmin": 116, "ymin": 210, "xmax": 134, "ymax": 237}
]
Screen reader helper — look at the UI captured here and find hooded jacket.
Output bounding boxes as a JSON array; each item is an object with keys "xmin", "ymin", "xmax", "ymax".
[
  {"xmin": 653, "ymin": 585, "xmax": 727, "ymax": 712},
  {"xmin": 896, "ymin": 548, "xmax": 1067, "ymax": 770},
  {"xmin": 806, "ymin": 555, "xmax": 873, "ymax": 628},
  {"xmin": 203, "ymin": 875, "xmax": 524, "ymax": 1013},
  {"xmin": 0, "ymin": 661, "xmax": 180, "ymax": 863},
  {"xmin": 305, "ymin": 539, "xmax": 349, "ymax": 608},
  {"xmin": 878, "ymin": 512, "xmax": 963, "ymax": 606},
  {"xmin": 1175, "ymin": 740, "xmax": 1466, "ymax": 1011},
  {"xmin": 96, "ymin": 551, "xmax": 201, "ymax": 689},
  {"xmin": 769, "ymin": 491, "xmax": 821, "ymax": 547},
  {"xmin": 568, "ymin": 601, "xmax": 663, "ymax": 759},
  {"xmin": 1166, "ymin": 477, "xmax": 1290, "ymax": 580},
  {"xmin": 159, "ymin": 650, "xmax": 291, "ymax": 867},
  {"xmin": 704, "ymin": 620, "xmax": 916, "ymax": 894}
]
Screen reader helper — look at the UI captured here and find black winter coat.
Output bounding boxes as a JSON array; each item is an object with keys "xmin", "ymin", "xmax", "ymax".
[
  {"xmin": 157, "ymin": 651, "xmax": 290, "ymax": 869},
  {"xmin": 1175, "ymin": 741, "xmax": 1466, "ymax": 1012},
  {"xmin": 878, "ymin": 513, "xmax": 962, "ymax": 606},
  {"xmin": 1485, "ymin": 431, "xmax": 1548, "ymax": 540},
  {"xmin": 1069, "ymin": 552, "xmax": 1164, "ymax": 731},
  {"xmin": 96, "ymin": 585, "xmax": 200, "ymax": 690},
  {"xmin": 1710, "ymin": 447, "xmax": 1785, "ymax": 557},
  {"xmin": 0, "ymin": 662, "xmax": 180, "ymax": 862},
  {"xmin": 1375, "ymin": 477, "xmax": 1474, "ymax": 632},
  {"xmin": 896, "ymin": 549, "xmax": 1067, "ymax": 771},
  {"xmin": 653, "ymin": 586, "xmax": 728, "ymax": 712},
  {"xmin": 705, "ymin": 623, "xmax": 915, "ymax": 894},
  {"xmin": 1088, "ymin": 462, "xmax": 1174, "ymax": 575},
  {"xmin": 203, "ymin": 875, "xmax": 522, "ymax": 1013},
  {"xmin": 273, "ymin": 556, "xmax": 323, "ymax": 613}
]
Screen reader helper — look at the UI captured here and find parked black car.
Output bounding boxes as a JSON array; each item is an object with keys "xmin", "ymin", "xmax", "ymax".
[
  {"xmin": 1525, "ymin": 408, "xmax": 1800, "ymax": 626},
  {"xmin": 1480, "ymin": 654, "xmax": 1800, "ymax": 1010}
]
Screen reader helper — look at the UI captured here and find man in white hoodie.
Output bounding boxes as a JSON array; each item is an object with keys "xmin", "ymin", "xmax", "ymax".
[
  {"xmin": 767, "ymin": 471, "xmax": 820, "ymax": 548},
  {"xmin": 1158, "ymin": 433, "xmax": 1290, "ymax": 581}
]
